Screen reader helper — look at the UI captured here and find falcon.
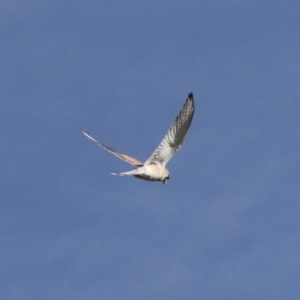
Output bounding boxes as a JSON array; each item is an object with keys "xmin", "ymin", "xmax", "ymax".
[{"xmin": 82, "ymin": 93, "xmax": 195, "ymax": 184}]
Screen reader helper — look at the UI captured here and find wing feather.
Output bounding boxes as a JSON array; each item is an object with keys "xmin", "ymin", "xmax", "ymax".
[
  {"xmin": 144, "ymin": 93, "xmax": 195, "ymax": 167},
  {"xmin": 81, "ymin": 130, "xmax": 143, "ymax": 166}
]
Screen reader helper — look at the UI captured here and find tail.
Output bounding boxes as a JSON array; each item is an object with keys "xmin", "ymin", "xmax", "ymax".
[{"xmin": 111, "ymin": 167, "xmax": 145, "ymax": 177}]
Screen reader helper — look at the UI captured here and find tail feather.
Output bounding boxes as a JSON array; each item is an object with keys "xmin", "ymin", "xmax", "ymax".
[
  {"xmin": 111, "ymin": 168, "xmax": 145, "ymax": 177},
  {"xmin": 111, "ymin": 172, "xmax": 125, "ymax": 176}
]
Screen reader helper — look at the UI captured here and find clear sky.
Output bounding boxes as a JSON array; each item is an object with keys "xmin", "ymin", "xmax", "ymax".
[{"xmin": 1, "ymin": 1, "xmax": 300, "ymax": 299}]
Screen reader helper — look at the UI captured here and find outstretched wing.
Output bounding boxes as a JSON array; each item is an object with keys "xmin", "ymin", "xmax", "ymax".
[
  {"xmin": 144, "ymin": 93, "xmax": 195, "ymax": 167},
  {"xmin": 81, "ymin": 130, "xmax": 143, "ymax": 166}
]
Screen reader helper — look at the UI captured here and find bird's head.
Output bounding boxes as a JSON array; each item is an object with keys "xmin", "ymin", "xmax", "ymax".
[{"xmin": 162, "ymin": 170, "xmax": 170, "ymax": 184}]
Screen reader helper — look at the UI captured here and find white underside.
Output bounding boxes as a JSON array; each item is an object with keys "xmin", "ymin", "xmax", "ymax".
[{"xmin": 111, "ymin": 165, "xmax": 168, "ymax": 182}]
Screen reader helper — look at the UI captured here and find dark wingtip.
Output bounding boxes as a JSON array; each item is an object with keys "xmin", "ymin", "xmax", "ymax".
[{"xmin": 187, "ymin": 92, "xmax": 195, "ymax": 112}]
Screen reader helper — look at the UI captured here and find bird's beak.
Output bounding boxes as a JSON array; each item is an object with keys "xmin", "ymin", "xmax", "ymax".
[{"xmin": 163, "ymin": 179, "xmax": 168, "ymax": 184}]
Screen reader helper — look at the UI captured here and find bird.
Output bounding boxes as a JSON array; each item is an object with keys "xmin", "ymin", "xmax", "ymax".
[{"xmin": 82, "ymin": 92, "xmax": 195, "ymax": 184}]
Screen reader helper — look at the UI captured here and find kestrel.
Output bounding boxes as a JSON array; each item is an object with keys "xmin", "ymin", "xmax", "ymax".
[{"xmin": 82, "ymin": 92, "xmax": 195, "ymax": 184}]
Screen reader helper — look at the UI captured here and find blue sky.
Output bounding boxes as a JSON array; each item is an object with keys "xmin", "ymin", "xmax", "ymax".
[{"xmin": 1, "ymin": 1, "xmax": 300, "ymax": 299}]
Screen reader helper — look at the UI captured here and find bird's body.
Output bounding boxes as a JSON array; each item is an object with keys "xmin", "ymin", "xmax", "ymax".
[
  {"xmin": 113, "ymin": 164, "xmax": 170, "ymax": 182},
  {"xmin": 82, "ymin": 93, "xmax": 195, "ymax": 184}
]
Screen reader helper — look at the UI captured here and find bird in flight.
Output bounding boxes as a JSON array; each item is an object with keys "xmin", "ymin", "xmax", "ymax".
[{"xmin": 82, "ymin": 92, "xmax": 195, "ymax": 184}]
